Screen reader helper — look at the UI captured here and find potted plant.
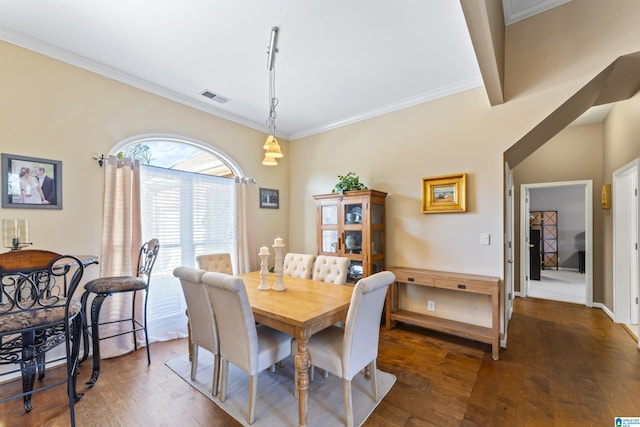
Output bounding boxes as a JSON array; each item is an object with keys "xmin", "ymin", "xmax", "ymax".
[{"xmin": 332, "ymin": 172, "xmax": 368, "ymax": 194}]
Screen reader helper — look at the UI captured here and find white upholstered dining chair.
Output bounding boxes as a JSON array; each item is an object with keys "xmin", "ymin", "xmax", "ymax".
[
  {"xmin": 202, "ymin": 272, "xmax": 292, "ymax": 425},
  {"xmin": 196, "ymin": 253, "xmax": 233, "ymax": 274},
  {"xmin": 312, "ymin": 255, "xmax": 350, "ymax": 285},
  {"xmin": 283, "ymin": 253, "xmax": 315, "ymax": 279},
  {"xmin": 173, "ymin": 266, "xmax": 220, "ymax": 396},
  {"xmin": 297, "ymin": 271, "xmax": 396, "ymax": 427},
  {"xmin": 187, "ymin": 253, "xmax": 233, "ymax": 360}
]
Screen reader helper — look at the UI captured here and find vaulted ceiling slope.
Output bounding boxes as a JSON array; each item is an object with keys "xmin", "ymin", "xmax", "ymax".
[
  {"xmin": 0, "ymin": 0, "xmax": 567, "ymax": 139},
  {"xmin": 506, "ymin": 52, "xmax": 640, "ymax": 167}
]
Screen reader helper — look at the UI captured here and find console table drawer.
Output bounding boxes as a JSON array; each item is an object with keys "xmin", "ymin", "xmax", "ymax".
[
  {"xmin": 393, "ymin": 270, "xmax": 435, "ymax": 286},
  {"xmin": 435, "ymin": 278, "xmax": 492, "ymax": 295}
]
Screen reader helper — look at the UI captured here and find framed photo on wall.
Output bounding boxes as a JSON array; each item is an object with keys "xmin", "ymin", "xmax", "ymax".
[
  {"xmin": 259, "ymin": 187, "xmax": 279, "ymax": 209},
  {"xmin": 422, "ymin": 173, "xmax": 466, "ymax": 213},
  {"xmin": 1, "ymin": 153, "xmax": 63, "ymax": 209}
]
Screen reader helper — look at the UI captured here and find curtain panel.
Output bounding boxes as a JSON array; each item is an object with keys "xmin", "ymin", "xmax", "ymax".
[{"xmin": 98, "ymin": 155, "xmax": 143, "ymax": 358}]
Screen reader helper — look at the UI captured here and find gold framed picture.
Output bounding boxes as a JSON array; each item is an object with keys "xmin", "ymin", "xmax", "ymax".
[{"xmin": 422, "ymin": 173, "xmax": 466, "ymax": 213}]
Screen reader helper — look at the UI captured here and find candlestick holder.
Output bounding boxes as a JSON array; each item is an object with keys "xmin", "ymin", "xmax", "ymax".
[
  {"xmin": 272, "ymin": 242, "xmax": 286, "ymax": 291},
  {"xmin": 257, "ymin": 251, "xmax": 271, "ymax": 290}
]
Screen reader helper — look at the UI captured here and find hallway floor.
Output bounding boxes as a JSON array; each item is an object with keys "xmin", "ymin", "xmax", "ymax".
[{"xmin": 528, "ymin": 268, "xmax": 586, "ymax": 304}]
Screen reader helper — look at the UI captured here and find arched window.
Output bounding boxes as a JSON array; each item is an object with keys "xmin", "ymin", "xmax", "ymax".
[{"xmin": 113, "ymin": 135, "xmax": 243, "ymax": 342}]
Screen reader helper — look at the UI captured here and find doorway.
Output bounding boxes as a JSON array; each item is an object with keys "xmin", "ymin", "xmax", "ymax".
[{"xmin": 520, "ymin": 181, "xmax": 593, "ymax": 306}]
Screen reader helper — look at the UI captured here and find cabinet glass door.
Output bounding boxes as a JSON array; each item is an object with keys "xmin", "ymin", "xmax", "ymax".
[
  {"xmin": 343, "ymin": 203, "xmax": 363, "ymax": 225},
  {"xmin": 372, "ymin": 203, "xmax": 384, "ymax": 225},
  {"xmin": 372, "ymin": 229, "xmax": 383, "ymax": 256},
  {"xmin": 344, "ymin": 230, "xmax": 362, "ymax": 254},
  {"xmin": 321, "ymin": 230, "xmax": 339, "ymax": 253},
  {"xmin": 371, "ymin": 260, "xmax": 385, "ymax": 274},
  {"xmin": 347, "ymin": 261, "xmax": 363, "ymax": 282},
  {"xmin": 321, "ymin": 205, "xmax": 338, "ymax": 225}
]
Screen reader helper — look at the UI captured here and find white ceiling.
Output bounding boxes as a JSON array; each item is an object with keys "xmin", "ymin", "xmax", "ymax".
[{"xmin": 0, "ymin": 0, "xmax": 573, "ymax": 140}]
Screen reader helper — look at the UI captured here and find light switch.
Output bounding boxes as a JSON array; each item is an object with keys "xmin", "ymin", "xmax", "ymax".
[{"xmin": 480, "ymin": 233, "xmax": 490, "ymax": 245}]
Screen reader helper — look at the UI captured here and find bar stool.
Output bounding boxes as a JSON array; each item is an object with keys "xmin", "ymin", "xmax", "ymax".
[{"xmin": 80, "ymin": 238, "xmax": 160, "ymax": 386}]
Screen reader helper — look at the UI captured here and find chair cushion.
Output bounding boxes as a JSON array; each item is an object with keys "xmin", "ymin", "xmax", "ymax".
[
  {"xmin": 256, "ymin": 324, "xmax": 292, "ymax": 373},
  {"xmin": 304, "ymin": 325, "xmax": 345, "ymax": 377},
  {"xmin": 84, "ymin": 276, "xmax": 146, "ymax": 294},
  {"xmin": 0, "ymin": 299, "xmax": 82, "ymax": 334}
]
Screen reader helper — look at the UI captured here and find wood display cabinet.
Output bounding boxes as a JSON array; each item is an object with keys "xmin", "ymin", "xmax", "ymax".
[{"xmin": 313, "ymin": 190, "xmax": 387, "ymax": 283}]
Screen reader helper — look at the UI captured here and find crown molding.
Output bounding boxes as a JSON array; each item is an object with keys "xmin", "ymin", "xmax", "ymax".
[
  {"xmin": 289, "ymin": 76, "xmax": 484, "ymax": 140},
  {"xmin": 502, "ymin": 0, "xmax": 571, "ymax": 26}
]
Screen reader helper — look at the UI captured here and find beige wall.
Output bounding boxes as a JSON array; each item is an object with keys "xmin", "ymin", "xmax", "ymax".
[
  {"xmin": 0, "ymin": 41, "xmax": 289, "ymax": 269},
  {"xmin": 289, "ymin": 87, "xmax": 507, "ymax": 276},
  {"xmin": 512, "ymin": 123, "xmax": 605, "ymax": 299}
]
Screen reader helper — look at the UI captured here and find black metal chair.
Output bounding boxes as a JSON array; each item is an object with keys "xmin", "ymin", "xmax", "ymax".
[
  {"xmin": 80, "ymin": 238, "xmax": 159, "ymax": 386},
  {"xmin": 0, "ymin": 251, "xmax": 86, "ymax": 426}
]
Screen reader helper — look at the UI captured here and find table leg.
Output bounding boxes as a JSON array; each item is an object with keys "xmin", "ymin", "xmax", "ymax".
[{"xmin": 294, "ymin": 329, "xmax": 311, "ymax": 427}]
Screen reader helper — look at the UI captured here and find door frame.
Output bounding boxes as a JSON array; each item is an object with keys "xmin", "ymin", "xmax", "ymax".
[
  {"xmin": 502, "ymin": 162, "xmax": 515, "ymax": 350},
  {"xmin": 505, "ymin": 162, "xmax": 514, "ymax": 322},
  {"xmin": 519, "ymin": 180, "xmax": 593, "ymax": 306},
  {"xmin": 613, "ymin": 158, "xmax": 639, "ymax": 327}
]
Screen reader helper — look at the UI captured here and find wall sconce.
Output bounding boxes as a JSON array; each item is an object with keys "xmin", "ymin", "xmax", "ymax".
[
  {"xmin": 2, "ymin": 219, "xmax": 32, "ymax": 251},
  {"xmin": 602, "ymin": 184, "xmax": 612, "ymax": 209}
]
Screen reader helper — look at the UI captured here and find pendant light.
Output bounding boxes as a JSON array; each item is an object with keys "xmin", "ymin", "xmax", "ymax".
[
  {"xmin": 262, "ymin": 26, "xmax": 283, "ymax": 165},
  {"xmin": 261, "ymin": 155, "xmax": 278, "ymax": 166}
]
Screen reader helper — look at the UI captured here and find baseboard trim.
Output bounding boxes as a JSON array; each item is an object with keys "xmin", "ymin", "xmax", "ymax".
[{"xmin": 621, "ymin": 323, "xmax": 639, "ymax": 342}]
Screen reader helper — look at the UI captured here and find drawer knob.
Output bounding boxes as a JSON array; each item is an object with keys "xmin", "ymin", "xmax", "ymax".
[
  {"xmin": 457, "ymin": 284, "xmax": 466, "ymax": 289},
  {"xmin": 408, "ymin": 277, "xmax": 415, "ymax": 282}
]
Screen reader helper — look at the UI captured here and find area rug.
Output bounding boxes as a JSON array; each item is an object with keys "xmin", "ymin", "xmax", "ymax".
[{"xmin": 166, "ymin": 352, "xmax": 396, "ymax": 427}]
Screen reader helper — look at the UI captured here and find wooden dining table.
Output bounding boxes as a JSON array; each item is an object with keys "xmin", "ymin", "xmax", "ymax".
[{"xmin": 238, "ymin": 271, "xmax": 354, "ymax": 427}]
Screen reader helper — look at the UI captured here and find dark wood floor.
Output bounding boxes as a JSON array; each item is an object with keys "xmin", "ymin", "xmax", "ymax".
[{"xmin": 2, "ymin": 297, "xmax": 640, "ymax": 426}]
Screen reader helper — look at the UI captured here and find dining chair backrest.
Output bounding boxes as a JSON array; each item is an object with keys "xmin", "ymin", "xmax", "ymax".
[
  {"xmin": 173, "ymin": 266, "xmax": 217, "ymax": 355},
  {"xmin": 137, "ymin": 238, "xmax": 161, "ymax": 284},
  {"xmin": 342, "ymin": 271, "xmax": 395, "ymax": 378},
  {"xmin": 0, "ymin": 252, "xmax": 86, "ymax": 421},
  {"xmin": 312, "ymin": 255, "xmax": 351, "ymax": 284},
  {"xmin": 197, "ymin": 253, "xmax": 233, "ymax": 274},
  {"xmin": 0, "ymin": 250, "xmax": 83, "ymax": 314},
  {"xmin": 283, "ymin": 253, "xmax": 315, "ymax": 279},
  {"xmin": 202, "ymin": 272, "xmax": 258, "ymax": 374}
]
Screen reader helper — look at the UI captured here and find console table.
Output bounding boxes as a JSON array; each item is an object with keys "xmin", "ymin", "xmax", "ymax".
[{"xmin": 386, "ymin": 266, "xmax": 500, "ymax": 360}]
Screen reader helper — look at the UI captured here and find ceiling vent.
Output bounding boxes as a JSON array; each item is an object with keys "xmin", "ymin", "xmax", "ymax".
[{"xmin": 200, "ymin": 90, "xmax": 229, "ymax": 104}]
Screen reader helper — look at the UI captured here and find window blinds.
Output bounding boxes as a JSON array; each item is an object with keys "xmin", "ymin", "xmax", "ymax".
[{"xmin": 139, "ymin": 164, "xmax": 235, "ymax": 341}]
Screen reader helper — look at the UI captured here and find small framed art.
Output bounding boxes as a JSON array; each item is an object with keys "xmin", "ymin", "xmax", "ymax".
[
  {"xmin": 259, "ymin": 187, "xmax": 279, "ymax": 209},
  {"xmin": 422, "ymin": 173, "xmax": 466, "ymax": 213}
]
